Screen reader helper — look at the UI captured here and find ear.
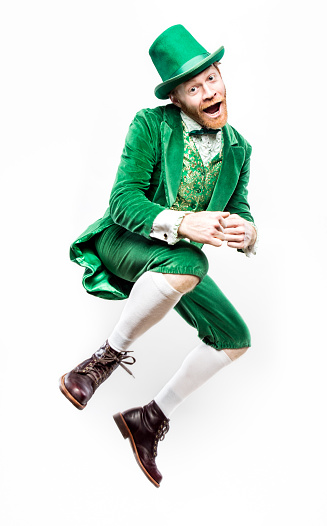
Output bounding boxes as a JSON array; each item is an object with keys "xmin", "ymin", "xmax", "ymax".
[{"xmin": 169, "ymin": 92, "xmax": 181, "ymax": 108}]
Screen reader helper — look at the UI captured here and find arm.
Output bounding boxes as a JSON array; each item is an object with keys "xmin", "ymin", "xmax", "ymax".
[
  {"xmin": 225, "ymin": 142, "xmax": 254, "ymax": 223},
  {"xmin": 178, "ymin": 141, "xmax": 257, "ymax": 251},
  {"xmin": 223, "ymin": 142, "xmax": 258, "ymax": 253},
  {"xmin": 109, "ymin": 110, "xmax": 166, "ymax": 238},
  {"xmin": 150, "ymin": 209, "xmax": 189, "ymax": 244},
  {"xmin": 224, "ymin": 214, "xmax": 257, "ymax": 251},
  {"xmin": 178, "ymin": 210, "xmax": 230, "ymax": 247}
]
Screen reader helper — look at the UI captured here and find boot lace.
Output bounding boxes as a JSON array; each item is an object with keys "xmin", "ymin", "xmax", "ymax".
[
  {"xmin": 81, "ymin": 342, "xmax": 136, "ymax": 386},
  {"xmin": 153, "ymin": 420, "xmax": 170, "ymax": 457}
]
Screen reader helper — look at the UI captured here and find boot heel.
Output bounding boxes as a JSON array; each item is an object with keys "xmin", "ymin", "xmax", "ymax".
[{"xmin": 113, "ymin": 413, "xmax": 130, "ymax": 439}]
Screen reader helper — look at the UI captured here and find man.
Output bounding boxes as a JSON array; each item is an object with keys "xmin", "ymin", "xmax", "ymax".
[{"xmin": 59, "ymin": 24, "xmax": 257, "ymax": 488}]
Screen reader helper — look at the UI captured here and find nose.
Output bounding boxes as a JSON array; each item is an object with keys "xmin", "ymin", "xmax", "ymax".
[{"xmin": 202, "ymin": 83, "xmax": 216, "ymax": 100}]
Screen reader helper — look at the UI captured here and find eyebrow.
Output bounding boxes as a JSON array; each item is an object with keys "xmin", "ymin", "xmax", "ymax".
[
  {"xmin": 184, "ymin": 68, "xmax": 218, "ymax": 88},
  {"xmin": 184, "ymin": 77, "xmax": 203, "ymax": 89},
  {"xmin": 185, "ymin": 81, "xmax": 199, "ymax": 89},
  {"xmin": 184, "ymin": 71, "xmax": 216, "ymax": 90}
]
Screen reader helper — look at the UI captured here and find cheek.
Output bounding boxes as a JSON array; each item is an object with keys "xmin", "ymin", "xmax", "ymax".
[
  {"xmin": 213, "ymin": 77, "xmax": 224, "ymax": 92},
  {"xmin": 220, "ymin": 82, "xmax": 226, "ymax": 97},
  {"xmin": 191, "ymin": 94, "xmax": 204, "ymax": 108},
  {"xmin": 190, "ymin": 100, "xmax": 201, "ymax": 112},
  {"xmin": 182, "ymin": 98, "xmax": 200, "ymax": 114}
]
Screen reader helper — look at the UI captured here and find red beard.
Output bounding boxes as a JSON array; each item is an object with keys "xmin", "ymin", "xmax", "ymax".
[{"xmin": 179, "ymin": 93, "xmax": 228, "ymax": 129}]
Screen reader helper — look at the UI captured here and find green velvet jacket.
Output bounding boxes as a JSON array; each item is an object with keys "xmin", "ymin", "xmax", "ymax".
[{"xmin": 70, "ymin": 104, "xmax": 254, "ymax": 300}]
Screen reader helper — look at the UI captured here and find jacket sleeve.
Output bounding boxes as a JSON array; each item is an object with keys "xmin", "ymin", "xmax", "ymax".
[
  {"xmin": 109, "ymin": 110, "xmax": 166, "ymax": 239},
  {"xmin": 225, "ymin": 141, "xmax": 255, "ymax": 224}
]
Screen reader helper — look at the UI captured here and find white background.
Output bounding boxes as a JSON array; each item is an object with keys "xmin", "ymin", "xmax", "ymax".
[{"xmin": 1, "ymin": 0, "xmax": 326, "ymax": 524}]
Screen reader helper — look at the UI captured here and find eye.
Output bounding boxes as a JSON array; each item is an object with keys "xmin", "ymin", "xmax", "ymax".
[
  {"xmin": 208, "ymin": 74, "xmax": 215, "ymax": 81},
  {"xmin": 189, "ymin": 86, "xmax": 197, "ymax": 93}
]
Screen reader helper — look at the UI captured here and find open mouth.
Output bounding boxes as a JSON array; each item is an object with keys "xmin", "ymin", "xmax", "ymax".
[{"xmin": 203, "ymin": 101, "xmax": 221, "ymax": 115}]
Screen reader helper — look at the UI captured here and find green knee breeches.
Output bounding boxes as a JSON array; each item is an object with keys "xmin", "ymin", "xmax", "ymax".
[{"xmin": 95, "ymin": 223, "xmax": 251, "ymax": 350}]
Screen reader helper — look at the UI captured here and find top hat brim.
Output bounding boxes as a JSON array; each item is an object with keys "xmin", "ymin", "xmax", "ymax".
[{"xmin": 154, "ymin": 46, "xmax": 225, "ymax": 100}]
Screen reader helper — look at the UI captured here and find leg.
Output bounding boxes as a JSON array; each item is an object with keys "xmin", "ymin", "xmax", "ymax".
[
  {"xmin": 153, "ymin": 274, "xmax": 251, "ymax": 416},
  {"xmin": 113, "ymin": 274, "xmax": 251, "ymax": 486},
  {"xmin": 164, "ymin": 273, "xmax": 200, "ymax": 293},
  {"xmin": 174, "ymin": 273, "xmax": 251, "ymax": 350},
  {"xmin": 60, "ymin": 224, "xmax": 208, "ymax": 409},
  {"xmin": 107, "ymin": 271, "xmax": 186, "ymax": 352},
  {"xmin": 96, "ymin": 224, "xmax": 207, "ymax": 352},
  {"xmin": 224, "ymin": 346, "xmax": 248, "ymax": 361},
  {"xmin": 154, "ymin": 343, "xmax": 249, "ymax": 418}
]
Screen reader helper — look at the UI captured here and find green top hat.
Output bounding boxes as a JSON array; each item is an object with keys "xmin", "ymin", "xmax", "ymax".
[{"xmin": 149, "ymin": 25, "xmax": 224, "ymax": 100}]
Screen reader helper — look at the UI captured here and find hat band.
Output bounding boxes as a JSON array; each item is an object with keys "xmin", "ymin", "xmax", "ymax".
[{"xmin": 169, "ymin": 52, "xmax": 210, "ymax": 80}]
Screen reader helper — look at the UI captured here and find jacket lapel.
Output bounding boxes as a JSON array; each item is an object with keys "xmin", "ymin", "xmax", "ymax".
[
  {"xmin": 207, "ymin": 124, "xmax": 245, "ymax": 211},
  {"xmin": 161, "ymin": 108, "xmax": 245, "ymax": 211},
  {"xmin": 161, "ymin": 105, "xmax": 184, "ymax": 207}
]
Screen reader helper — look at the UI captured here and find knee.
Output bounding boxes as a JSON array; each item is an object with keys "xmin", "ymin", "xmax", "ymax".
[
  {"xmin": 224, "ymin": 346, "xmax": 249, "ymax": 361},
  {"xmin": 192, "ymin": 248, "xmax": 209, "ymax": 278},
  {"xmin": 234, "ymin": 314, "xmax": 251, "ymax": 349},
  {"xmin": 223, "ymin": 317, "xmax": 251, "ymax": 360},
  {"xmin": 165, "ymin": 273, "xmax": 200, "ymax": 294},
  {"xmin": 185, "ymin": 246, "xmax": 208, "ymax": 282},
  {"xmin": 165, "ymin": 247, "xmax": 208, "ymax": 293}
]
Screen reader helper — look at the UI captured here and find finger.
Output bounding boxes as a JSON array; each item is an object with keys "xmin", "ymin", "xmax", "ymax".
[
  {"xmin": 212, "ymin": 231, "xmax": 225, "ymax": 241},
  {"xmin": 215, "ymin": 222, "xmax": 225, "ymax": 233},
  {"xmin": 224, "ymin": 234, "xmax": 244, "ymax": 242},
  {"xmin": 227, "ymin": 241, "xmax": 244, "ymax": 248},
  {"xmin": 224, "ymin": 227, "xmax": 245, "ymax": 235},
  {"xmin": 218, "ymin": 217, "xmax": 228, "ymax": 229},
  {"xmin": 214, "ymin": 212, "xmax": 230, "ymax": 223},
  {"xmin": 225, "ymin": 218, "xmax": 243, "ymax": 227},
  {"xmin": 209, "ymin": 238, "xmax": 223, "ymax": 247},
  {"xmin": 225, "ymin": 221, "xmax": 243, "ymax": 230},
  {"xmin": 219, "ymin": 212, "xmax": 230, "ymax": 217},
  {"xmin": 227, "ymin": 214, "xmax": 241, "ymax": 219}
]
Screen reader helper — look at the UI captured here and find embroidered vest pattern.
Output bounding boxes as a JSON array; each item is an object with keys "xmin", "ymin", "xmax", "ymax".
[{"xmin": 170, "ymin": 123, "xmax": 224, "ymax": 212}]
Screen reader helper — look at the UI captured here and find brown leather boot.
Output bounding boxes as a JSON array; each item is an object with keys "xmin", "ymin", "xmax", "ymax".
[
  {"xmin": 59, "ymin": 340, "xmax": 135, "ymax": 410},
  {"xmin": 113, "ymin": 400, "xmax": 170, "ymax": 488}
]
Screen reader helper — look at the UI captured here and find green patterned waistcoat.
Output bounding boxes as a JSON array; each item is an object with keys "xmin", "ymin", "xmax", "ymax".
[{"xmin": 170, "ymin": 122, "xmax": 224, "ymax": 212}]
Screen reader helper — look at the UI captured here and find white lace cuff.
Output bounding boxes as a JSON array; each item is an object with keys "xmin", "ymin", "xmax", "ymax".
[
  {"xmin": 150, "ymin": 209, "xmax": 188, "ymax": 245},
  {"xmin": 242, "ymin": 223, "xmax": 258, "ymax": 257}
]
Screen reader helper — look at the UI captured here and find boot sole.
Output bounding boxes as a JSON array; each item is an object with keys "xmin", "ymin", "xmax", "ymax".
[
  {"xmin": 59, "ymin": 374, "xmax": 86, "ymax": 410},
  {"xmin": 113, "ymin": 412, "xmax": 160, "ymax": 488}
]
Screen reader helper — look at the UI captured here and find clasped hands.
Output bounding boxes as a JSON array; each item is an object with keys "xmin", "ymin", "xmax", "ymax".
[{"xmin": 178, "ymin": 211, "xmax": 256, "ymax": 249}]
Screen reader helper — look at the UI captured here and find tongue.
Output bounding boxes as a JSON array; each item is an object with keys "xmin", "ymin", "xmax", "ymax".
[{"xmin": 204, "ymin": 102, "xmax": 220, "ymax": 114}]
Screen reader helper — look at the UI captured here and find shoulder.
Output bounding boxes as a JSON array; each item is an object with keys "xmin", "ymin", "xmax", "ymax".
[
  {"xmin": 126, "ymin": 104, "xmax": 181, "ymax": 147},
  {"xmin": 125, "ymin": 106, "xmax": 164, "ymax": 145},
  {"xmin": 224, "ymin": 123, "xmax": 252, "ymax": 154},
  {"xmin": 131, "ymin": 104, "xmax": 180, "ymax": 129},
  {"xmin": 131, "ymin": 105, "xmax": 165, "ymax": 128}
]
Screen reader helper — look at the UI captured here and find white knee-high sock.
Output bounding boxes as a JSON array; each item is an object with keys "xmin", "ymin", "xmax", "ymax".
[
  {"xmin": 154, "ymin": 341, "xmax": 232, "ymax": 418},
  {"xmin": 108, "ymin": 271, "xmax": 183, "ymax": 352}
]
